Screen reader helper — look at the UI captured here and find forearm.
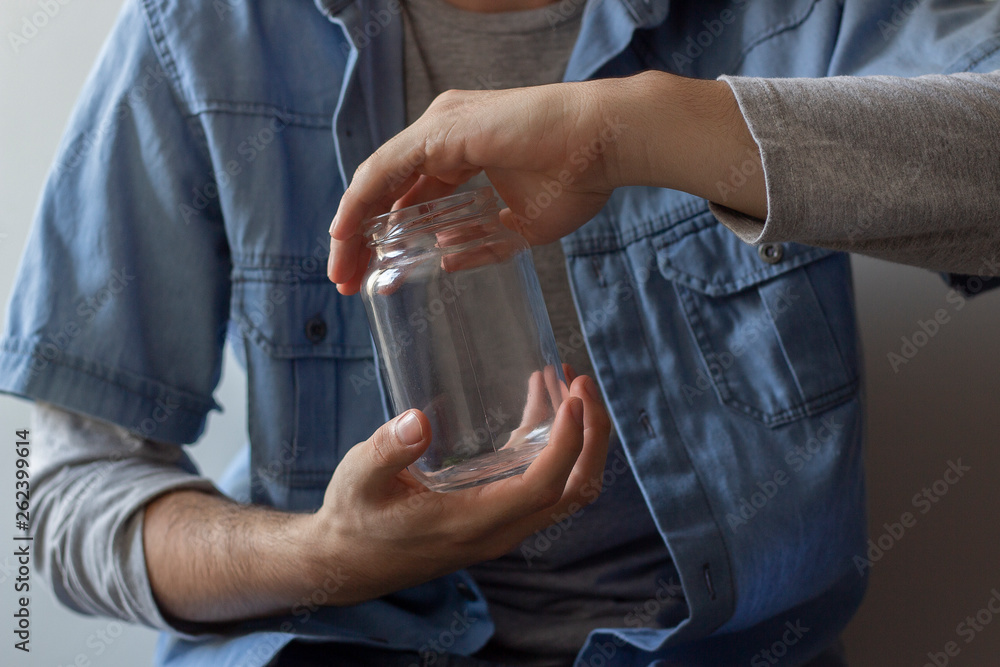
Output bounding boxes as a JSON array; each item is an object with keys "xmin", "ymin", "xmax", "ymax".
[
  {"xmin": 32, "ymin": 402, "xmax": 368, "ymax": 629},
  {"xmin": 610, "ymin": 69, "xmax": 1000, "ymax": 275},
  {"xmin": 611, "ymin": 70, "xmax": 767, "ymax": 219},
  {"xmin": 142, "ymin": 489, "xmax": 325, "ymax": 623}
]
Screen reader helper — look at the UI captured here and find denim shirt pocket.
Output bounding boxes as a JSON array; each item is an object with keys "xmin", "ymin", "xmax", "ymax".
[
  {"xmin": 654, "ymin": 214, "xmax": 858, "ymax": 427},
  {"xmin": 231, "ymin": 266, "xmax": 385, "ymax": 510}
]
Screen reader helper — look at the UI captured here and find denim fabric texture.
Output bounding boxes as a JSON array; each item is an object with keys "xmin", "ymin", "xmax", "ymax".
[{"xmin": 2, "ymin": 0, "xmax": 999, "ymax": 665}]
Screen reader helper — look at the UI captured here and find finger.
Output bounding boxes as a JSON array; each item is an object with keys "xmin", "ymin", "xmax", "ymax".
[
  {"xmin": 562, "ymin": 363, "xmax": 577, "ymax": 385},
  {"xmin": 392, "ymin": 175, "xmax": 461, "ymax": 211},
  {"xmin": 510, "ymin": 375, "xmax": 611, "ymax": 537},
  {"xmin": 551, "ymin": 375, "xmax": 611, "ymax": 506},
  {"xmin": 328, "ymin": 163, "xmax": 421, "ymax": 289},
  {"xmin": 341, "ymin": 410, "xmax": 432, "ymax": 494},
  {"xmin": 469, "ymin": 395, "xmax": 585, "ymax": 526},
  {"xmin": 438, "ymin": 240, "xmax": 517, "ymax": 273},
  {"xmin": 336, "ymin": 246, "xmax": 372, "ymax": 296},
  {"xmin": 331, "ymin": 154, "xmax": 423, "ymax": 242},
  {"xmin": 517, "ymin": 370, "xmax": 549, "ymax": 431},
  {"xmin": 470, "ymin": 376, "xmax": 612, "ymax": 559},
  {"xmin": 542, "ymin": 363, "xmax": 567, "ymax": 411},
  {"xmin": 329, "ymin": 233, "xmax": 366, "ymax": 284},
  {"xmin": 330, "ymin": 127, "xmax": 480, "ymax": 246}
]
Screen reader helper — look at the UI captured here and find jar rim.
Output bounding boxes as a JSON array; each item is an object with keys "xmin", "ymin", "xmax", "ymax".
[{"xmin": 361, "ymin": 186, "xmax": 499, "ymax": 245}]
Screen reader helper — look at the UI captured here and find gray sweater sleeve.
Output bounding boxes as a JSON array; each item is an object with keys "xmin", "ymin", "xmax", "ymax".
[
  {"xmin": 30, "ymin": 401, "xmax": 220, "ymax": 632},
  {"xmin": 709, "ymin": 71, "xmax": 1000, "ymax": 276}
]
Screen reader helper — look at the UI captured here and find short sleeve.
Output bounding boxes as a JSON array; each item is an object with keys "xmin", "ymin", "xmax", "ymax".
[{"xmin": 0, "ymin": 0, "xmax": 230, "ymax": 444}]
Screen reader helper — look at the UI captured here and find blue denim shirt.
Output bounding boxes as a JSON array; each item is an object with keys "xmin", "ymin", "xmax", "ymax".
[{"xmin": 2, "ymin": 0, "xmax": 999, "ymax": 665}]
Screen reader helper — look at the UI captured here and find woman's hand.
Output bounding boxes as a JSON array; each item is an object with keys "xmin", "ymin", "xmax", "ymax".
[
  {"xmin": 328, "ymin": 78, "xmax": 626, "ymax": 294},
  {"xmin": 327, "ymin": 72, "xmax": 765, "ymax": 295}
]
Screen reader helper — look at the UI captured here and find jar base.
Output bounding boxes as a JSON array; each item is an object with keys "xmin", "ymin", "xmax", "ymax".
[{"xmin": 411, "ymin": 432, "xmax": 549, "ymax": 493}]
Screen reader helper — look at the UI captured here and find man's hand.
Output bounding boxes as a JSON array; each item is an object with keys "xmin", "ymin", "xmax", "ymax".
[
  {"xmin": 144, "ymin": 375, "xmax": 610, "ymax": 623},
  {"xmin": 302, "ymin": 373, "xmax": 610, "ymax": 605},
  {"xmin": 328, "ymin": 71, "xmax": 765, "ymax": 294}
]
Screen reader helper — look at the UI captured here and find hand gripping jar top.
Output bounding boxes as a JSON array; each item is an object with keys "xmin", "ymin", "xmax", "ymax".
[{"xmin": 360, "ymin": 187, "xmax": 567, "ymax": 492}]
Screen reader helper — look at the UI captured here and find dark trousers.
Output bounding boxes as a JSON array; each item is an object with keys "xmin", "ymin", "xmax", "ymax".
[{"xmin": 269, "ymin": 638, "xmax": 848, "ymax": 667}]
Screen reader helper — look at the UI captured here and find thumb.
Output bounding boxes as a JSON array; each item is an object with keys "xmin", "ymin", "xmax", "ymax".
[{"xmin": 350, "ymin": 410, "xmax": 431, "ymax": 490}]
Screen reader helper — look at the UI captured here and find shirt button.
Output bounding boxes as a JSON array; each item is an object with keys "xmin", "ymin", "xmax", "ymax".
[
  {"xmin": 455, "ymin": 581, "xmax": 477, "ymax": 601},
  {"xmin": 758, "ymin": 243, "xmax": 784, "ymax": 264},
  {"xmin": 305, "ymin": 316, "xmax": 327, "ymax": 344}
]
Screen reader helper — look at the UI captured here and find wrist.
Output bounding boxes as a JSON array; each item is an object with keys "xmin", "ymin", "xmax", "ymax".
[
  {"xmin": 289, "ymin": 510, "xmax": 368, "ymax": 608},
  {"xmin": 609, "ymin": 71, "xmax": 767, "ymax": 218}
]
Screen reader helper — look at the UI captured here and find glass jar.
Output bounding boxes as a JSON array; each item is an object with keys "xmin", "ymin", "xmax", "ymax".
[{"xmin": 360, "ymin": 187, "xmax": 567, "ymax": 492}]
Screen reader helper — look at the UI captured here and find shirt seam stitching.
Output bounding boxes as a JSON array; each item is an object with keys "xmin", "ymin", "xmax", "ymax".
[
  {"xmin": 724, "ymin": 0, "xmax": 822, "ymax": 74},
  {"xmin": 0, "ymin": 342, "xmax": 216, "ymax": 415},
  {"xmin": 184, "ymin": 102, "xmax": 332, "ymax": 128}
]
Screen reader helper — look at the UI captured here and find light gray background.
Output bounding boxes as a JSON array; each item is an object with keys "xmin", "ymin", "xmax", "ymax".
[{"xmin": 1, "ymin": 2, "xmax": 998, "ymax": 665}]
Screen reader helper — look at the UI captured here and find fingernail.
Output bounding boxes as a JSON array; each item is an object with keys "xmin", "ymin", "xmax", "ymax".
[
  {"xmin": 328, "ymin": 214, "xmax": 339, "ymax": 236},
  {"xmin": 326, "ymin": 242, "xmax": 335, "ymax": 278},
  {"xmin": 395, "ymin": 411, "xmax": 424, "ymax": 446},
  {"xmin": 568, "ymin": 397, "xmax": 584, "ymax": 426},
  {"xmin": 584, "ymin": 377, "xmax": 601, "ymax": 402}
]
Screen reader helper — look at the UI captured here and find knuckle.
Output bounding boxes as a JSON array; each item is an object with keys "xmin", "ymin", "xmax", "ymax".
[
  {"xmin": 431, "ymin": 88, "xmax": 465, "ymax": 110},
  {"xmin": 367, "ymin": 430, "xmax": 395, "ymax": 469},
  {"xmin": 351, "ymin": 158, "xmax": 372, "ymax": 184},
  {"xmin": 421, "ymin": 131, "xmax": 450, "ymax": 166}
]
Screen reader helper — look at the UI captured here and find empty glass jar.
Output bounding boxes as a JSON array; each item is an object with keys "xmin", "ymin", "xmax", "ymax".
[{"xmin": 360, "ymin": 187, "xmax": 567, "ymax": 492}]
